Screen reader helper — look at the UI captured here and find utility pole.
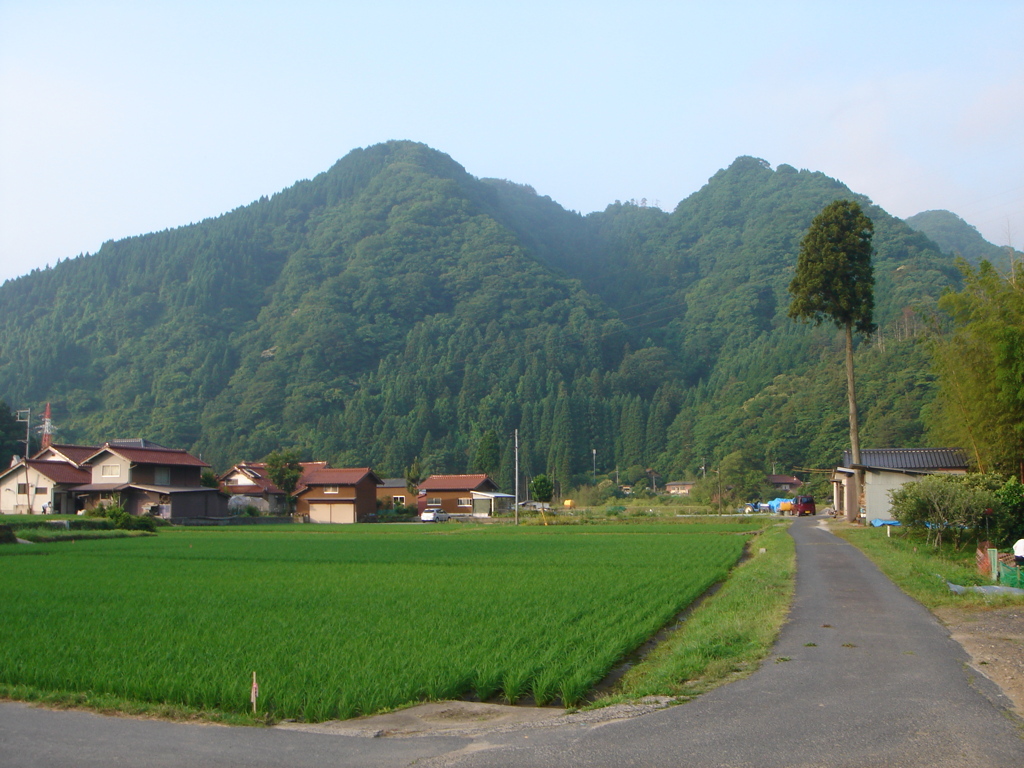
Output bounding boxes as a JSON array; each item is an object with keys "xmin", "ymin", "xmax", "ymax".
[
  {"xmin": 592, "ymin": 448, "xmax": 596, "ymax": 482},
  {"xmin": 514, "ymin": 429, "xmax": 519, "ymax": 526},
  {"xmin": 16, "ymin": 409, "xmax": 32, "ymax": 513}
]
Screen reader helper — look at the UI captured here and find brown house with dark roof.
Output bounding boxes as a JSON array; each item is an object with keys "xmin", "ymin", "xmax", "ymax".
[
  {"xmin": 74, "ymin": 443, "xmax": 227, "ymax": 519},
  {"xmin": 417, "ymin": 474, "xmax": 499, "ymax": 516},
  {"xmin": 766, "ymin": 474, "xmax": 803, "ymax": 492},
  {"xmin": 295, "ymin": 467, "xmax": 383, "ymax": 524},
  {"xmin": 377, "ymin": 478, "xmax": 413, "ymax": 509}
]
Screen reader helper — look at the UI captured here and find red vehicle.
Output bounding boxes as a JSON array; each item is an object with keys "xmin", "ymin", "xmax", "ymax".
[{"xmin": 793, "ymin": 495, "xmax": 816, "ymax": 516}]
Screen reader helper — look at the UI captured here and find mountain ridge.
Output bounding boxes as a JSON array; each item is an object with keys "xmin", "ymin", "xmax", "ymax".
[{"xmin": 0, "ymin": 141, "xmax": 976, "ymax": 496}]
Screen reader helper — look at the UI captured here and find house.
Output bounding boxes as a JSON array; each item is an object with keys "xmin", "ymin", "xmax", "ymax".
[
  {"xmin": 831, "ymin": 448, "xmax": 969, "ymax": 523},
  {"xmin": 73, "ymin": 443, "xmax": 228, "ymax": 520},
  {"xmin": 219, "ymin": 461, "xmax": 328, "ymax": 514},
  {"xmin": 0, "ymin": 459, "xmax": 91, "ymax": 514},
  {"xmin": 766, "ymin": 475, "xmax": 803, "ymax": 492},
  {"xmin": 665, "ymin": 481, "xmax": 695, "ymax": 496},
  {"xmin": 294, "ymin": 467, "xmax": 382, "ymax": 523},
  {"xmin": 417, "ymin": 474, "xmax": 499, "ymax": 516},
  {"xmin": 377, "ymin": 478, "xmax": 413, "ymax": 509}
]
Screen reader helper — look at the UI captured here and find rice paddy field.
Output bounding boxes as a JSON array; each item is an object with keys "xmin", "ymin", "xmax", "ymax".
[{"xmin": 0, "ymin": 520, "xmax": 764, "ymax": 722}]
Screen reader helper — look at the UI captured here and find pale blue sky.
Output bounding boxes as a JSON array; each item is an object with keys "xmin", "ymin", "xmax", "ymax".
[{"xmin": 1, "ymin": 1, "xmax": 1022, "ymax": 283}]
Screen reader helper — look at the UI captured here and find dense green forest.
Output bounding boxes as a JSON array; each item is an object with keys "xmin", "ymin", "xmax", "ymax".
[
  {"xmin": 905, "ymin": 209, "xmax": 1017, "ymax": 271},
  {"xmin": 0, "ymin": 141, "xmax": 974, "ymax": 494}
]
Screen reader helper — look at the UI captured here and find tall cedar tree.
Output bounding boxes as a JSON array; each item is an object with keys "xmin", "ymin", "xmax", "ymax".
[{"xmin": 788, "ymin": 199, "xmax": 875, "ymax": 516}]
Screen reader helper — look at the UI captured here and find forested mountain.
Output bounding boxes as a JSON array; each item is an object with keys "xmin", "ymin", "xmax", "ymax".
[
  {"xmin": 0, "ymin": 142, "xmax": 971, "ymax": 493},
  {"xmin": 905, "ymin": 209, "xmax": 1016, "ymax": 270}
]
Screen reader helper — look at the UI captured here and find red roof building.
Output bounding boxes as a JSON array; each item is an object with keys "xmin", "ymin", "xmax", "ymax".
[
  {"xmin": 295, "ymin": 467, "xmax": 382, "ymax": 524},
  {"xmin": 417, "ymin": 474, "xmax": 499, "ymax": 516}
]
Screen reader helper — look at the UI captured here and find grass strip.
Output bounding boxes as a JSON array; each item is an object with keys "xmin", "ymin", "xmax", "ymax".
[
  {"xmin": 832, "ymin": 524, "xmax": 1024, "ymax": 610},
  {"xmin": 605, "ymin": 522, "xmax": 795, "ymax": 702},
  {"xmin": 11, "ymin": 529, "xmax": 154, "ymax": 543},
  {"xmin": 0, "ymin": 684, "xmax": 263, "ymax": 726}
]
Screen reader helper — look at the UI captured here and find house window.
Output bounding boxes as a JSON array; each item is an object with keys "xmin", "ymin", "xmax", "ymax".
[
  {"xmin": 458, "ymin": 498, "xmax": 472, "ymax": 507},
  {"xmin": 36, "ymin": 487, "xmax": 48, "ymax": 496},
  {"xmin": 154, "ymin": 467, "xmax": 171, "ymax": 486},
  {"xmin": 101, "ymin": 464, "xmax": 120, "ymax": 478},
  {"xmin": 16, "ymin": 483, "xmax": 28, "ymax": 495},
  {"xmin": 428, "ymin": 497, "xmax": 442, "ymax": 506},
  {"xmin": 324, "ymin": 486, "xmax": 339, "ymax": 494},
  {"xmin": 392, "ymin": 495, "xmax": 405, "ymax": 505}
]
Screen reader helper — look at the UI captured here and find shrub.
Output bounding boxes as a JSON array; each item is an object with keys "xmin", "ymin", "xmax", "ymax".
[
  {"xmin": 86, "ymin": 503, "xmax": 155, "ymax": 532},
  {"xmin": 889, "ymin": 473, "xmax": 1000, "ymax": 550},
  {"xmin": 990, "ymin": 476, "xmax": 1024, "ymax": 547}
]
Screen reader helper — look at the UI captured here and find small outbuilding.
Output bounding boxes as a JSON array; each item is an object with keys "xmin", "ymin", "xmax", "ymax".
[{"xmin": 831, "ymin": 448, "xmax": 969, "ymax": 523}]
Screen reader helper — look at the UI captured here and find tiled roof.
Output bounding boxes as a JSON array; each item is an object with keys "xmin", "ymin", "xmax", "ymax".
[
  {"xmin": 26, "ymin": 460, "xmax": 91, "ymax": 486},
  {"xmin": 297, "ymin": 468, "xmax": 382, "ymax": 491},
  {"xmin": 36, "ymin": 444, "xmax": 100, "ymax": 465},
  {"xmin": 108, "ymin": 438, "xmax": 168, "ymax": 449},
  {"xmin": 418, "ymin": 474, "xmax": 497, "ymax": 492},
  {"xmin": 767, "ymin": 475, "xmax": 802, "ymax": 485},
  {"xmin": 842, "ymin": 448, "xmax": 969, "ymax": 471},
  {"xmin": 379, "ymin": 477, "xmax": 409, "ymax": 489},
  {"xmin": 221, "ymin": 461, "xmax": 329, "ymax": 495},
  {"xmin": 87, "ymin": 444, "xmax": 209, "ymax": 467}
]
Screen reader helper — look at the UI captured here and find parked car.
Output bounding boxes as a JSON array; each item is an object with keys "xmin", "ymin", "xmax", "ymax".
[
  {"xmin": 420, "ymin": 508, "xmax": 449, "ymax": 522},
  {"xmin": 793, "ymin": 495, "xmax": 816, "ymax": 516}
]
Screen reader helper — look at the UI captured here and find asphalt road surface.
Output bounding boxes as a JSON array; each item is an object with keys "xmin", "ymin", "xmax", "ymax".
[{"xmin": 3, "ymin": 518, "xmax": 1022, "ymax": 767}]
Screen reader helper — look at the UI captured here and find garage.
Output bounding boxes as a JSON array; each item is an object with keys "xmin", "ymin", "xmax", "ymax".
[{"xmin": 308, "ymin": 502, "xmax": 356, "ymax": 524}]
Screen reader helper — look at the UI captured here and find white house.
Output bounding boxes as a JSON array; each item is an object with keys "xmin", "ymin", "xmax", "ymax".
[
  {"xmin": 831, "ymin": 448, "xmax": 969, "ymax": 522},
  {"xmin": 0, "ymin": 459, "xmax": 90, "ymax": 514}
]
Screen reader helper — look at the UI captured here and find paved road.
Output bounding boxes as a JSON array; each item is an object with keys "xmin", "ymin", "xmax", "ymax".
[{"xmin": 3, "ymin": 518, "xmax": 1022, "ymax": 767}]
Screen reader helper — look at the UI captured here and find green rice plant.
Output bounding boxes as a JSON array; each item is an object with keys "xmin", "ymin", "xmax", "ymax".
[
  {"xmin": 613, "ymin": 523, "xmax": 795, "ymax": 699},
  {"xmin": 0, "ymin": 522, "xmax": 753, "ymax": 721}
]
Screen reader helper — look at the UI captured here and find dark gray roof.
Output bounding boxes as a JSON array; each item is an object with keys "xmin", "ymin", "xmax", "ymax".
[
  {"xmin": 108, "ymin": 438, "xmax": 168, "ymax": 449},
  {"xmin": 842, "ymin": 448, "xmax": 969, "ymax": 471},
  {"xmin": 379, "ymin": 478, "xmax": 408, "ymax": 489}
]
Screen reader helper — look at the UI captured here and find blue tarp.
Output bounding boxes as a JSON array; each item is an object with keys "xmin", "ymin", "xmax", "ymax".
[
  {"xmin": 870, "ymin": 519, "xmax": 901, "ymax": 527},
  {"xmin": 766, "ymin": 498, "xmax": 790, "ymax": 514}
]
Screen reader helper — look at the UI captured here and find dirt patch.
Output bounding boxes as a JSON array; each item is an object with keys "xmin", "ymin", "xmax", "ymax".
[
  {"xmin": 934, "ymin": 604, "xmax": 1024, "ymax": 717},
  {"xmin": 274, "ymin": 697, "xmax": 676, "ymax": 738}
]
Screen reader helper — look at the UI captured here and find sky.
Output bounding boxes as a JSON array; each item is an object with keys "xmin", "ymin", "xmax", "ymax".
[{"xmin": 1, "ymin": 1, "xmax": 1022, "ymax": 284}]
